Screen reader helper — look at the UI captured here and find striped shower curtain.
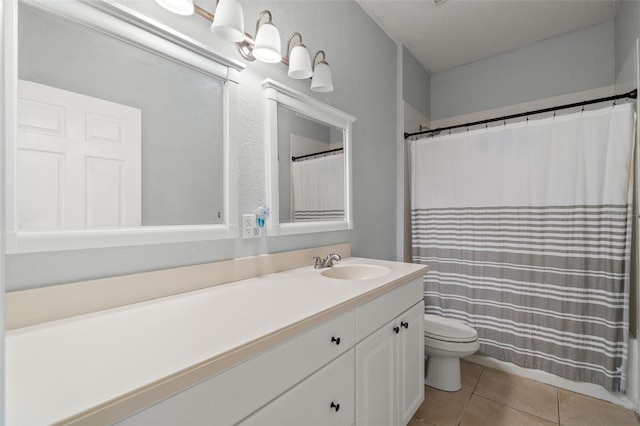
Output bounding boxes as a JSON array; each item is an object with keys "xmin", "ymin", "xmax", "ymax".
[
  {"xmin": 411, "ymin": 103, "xmax": 635, "ymax": 392},
  {"xmin": 291, "ymin": 153, "xmax": 344, "ymax": 221}
]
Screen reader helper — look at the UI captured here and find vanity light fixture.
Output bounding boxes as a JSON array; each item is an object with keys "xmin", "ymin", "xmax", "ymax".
[
  {"xmin": 310, "ymin": 50, "xmax": 333, "ymax": 93},
  {"xmin": 210, "ymin": 0, "xmax": 244, "ymax": 43},
  {"xmin": 285, "ymin": 33, "xmax": 312, "ymax": 79},
  {"xmin": 153, "ymin": 2, "xmax": 335, "ymax": 91},
  {"xmin": 154, "ymin": 0, "xmax": 194, "ymax": 16}
]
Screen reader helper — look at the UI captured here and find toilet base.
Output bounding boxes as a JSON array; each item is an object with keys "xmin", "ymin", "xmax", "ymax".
[{"xmin": 425, "ymin": 356, "xmax": 461, "ymax": 392}]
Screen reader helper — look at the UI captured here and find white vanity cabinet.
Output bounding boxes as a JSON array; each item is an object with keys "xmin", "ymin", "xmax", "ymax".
[
  {"xmin": 239, "ymin": 349, "xmax": 355, "ymax": 426},
  {"xmin": 117, "ymin": 311, "xmax": 356, "ymax": 426},
  {"xmin": 355, "ymin": 278, "xmax": 425, "ymax": 426},
  {"xmin": 117, "ymin": 278, "xmax": 424, "ymax": 426},
  {"xmin": 7, "ymin": 254, "xmax": 428, "ymax": 425}
]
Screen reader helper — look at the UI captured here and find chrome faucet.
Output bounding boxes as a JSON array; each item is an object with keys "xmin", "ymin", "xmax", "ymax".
[{"xmin": 314, "ymin": 253, "xmax": 342, "ymax": 269}]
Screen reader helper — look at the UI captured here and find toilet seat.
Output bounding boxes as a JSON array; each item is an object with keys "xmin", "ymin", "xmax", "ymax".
[
  {"xmin": 424, "ymin": 314, "xmax": 480, "ymax": 392},
  {"xmin": 424, "ymin": 314, "xmax": 477, "ymax": 343}
]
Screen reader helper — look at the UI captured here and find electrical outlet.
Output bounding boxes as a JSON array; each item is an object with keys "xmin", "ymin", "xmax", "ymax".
[{"xmin": 242, "ymin": 214, "xmax": 258, "ymax": 238}]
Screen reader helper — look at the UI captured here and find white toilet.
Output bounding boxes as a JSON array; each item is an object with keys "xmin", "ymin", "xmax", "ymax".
[{"xmin": 424, "ymin": 314, "xmax": 480, "ymax": 392}]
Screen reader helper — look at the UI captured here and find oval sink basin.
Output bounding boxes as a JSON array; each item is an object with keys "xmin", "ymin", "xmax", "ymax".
[{"xmin": 320, "ymin": 264, "xmax": 391, "ymax": 280}]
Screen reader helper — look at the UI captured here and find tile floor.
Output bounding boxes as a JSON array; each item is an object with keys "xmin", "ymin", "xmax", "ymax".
[{"xmin": 409, "ymin": 359, "xmax": 640, "ymax": 426}]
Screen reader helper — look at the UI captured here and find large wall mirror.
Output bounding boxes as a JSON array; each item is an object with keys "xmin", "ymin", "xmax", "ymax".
[
  {"xmin": 263, "ymin": 79, "xmax": 355, "ymax": 235},
  {"xmin": 5, "ymin": 0, "xmax": 243, "ymax": 252}
]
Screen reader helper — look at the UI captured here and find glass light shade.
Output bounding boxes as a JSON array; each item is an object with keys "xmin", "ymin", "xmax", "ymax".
[
  {"xmin": 154, "ymin": 0, "xmax": 194, "ymax": 15},
  {"xmin": 288, "ymin": 44, "xmax": 313, "ymax": 79},
  {"xmin": 211, "ymin": 0, "xmax": 245, "ymax": 43},
  {"xmin": 311, "ymin": 61, "xmax": 333, "ymax": 92},
  {"xmin": 252, "ymin": 23, "xmax": 282, "ymax": 63}
]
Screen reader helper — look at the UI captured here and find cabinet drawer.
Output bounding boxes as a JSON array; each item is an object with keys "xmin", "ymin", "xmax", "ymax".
[
  {"xmin": 117, "ymin": 310, "xmax": 355, "ymax": 426},
  {"xmin": 356, "ymin": 278, "xmax": 422, "ymax": 341},
  {"xmin": 240, "ymin": 349, "xmax": 355, "ymax": 426}
]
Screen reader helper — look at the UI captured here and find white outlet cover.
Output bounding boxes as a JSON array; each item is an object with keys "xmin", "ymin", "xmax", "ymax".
[{"xmin": 242, "ymin": 214, "xmax": 258, "ymax": 238}]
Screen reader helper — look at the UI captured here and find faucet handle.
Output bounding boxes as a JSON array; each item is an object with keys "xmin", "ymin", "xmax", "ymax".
[
  {"xmin": 313, "ymin": 256, "xmax": 324, "ymax": 269},
  {"xmin": 324, "ymin": 253, "xmax": 341, "ymax": 267}
]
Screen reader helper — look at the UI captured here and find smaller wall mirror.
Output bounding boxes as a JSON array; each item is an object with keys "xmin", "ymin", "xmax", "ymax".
[{"xmin": 262, "ymin": 79, "xmax": 355, "ymax": 235}]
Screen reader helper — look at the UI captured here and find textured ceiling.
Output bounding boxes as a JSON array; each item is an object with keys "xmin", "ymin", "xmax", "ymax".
[{"xmin": 355, "ymin": 0, "xmax": 620, "ymax": 73}]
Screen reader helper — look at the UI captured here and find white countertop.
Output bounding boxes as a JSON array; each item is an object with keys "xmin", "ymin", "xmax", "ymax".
[{"xmin": 6, "ymin": 257, "xmax": 426, "ymax": 425}]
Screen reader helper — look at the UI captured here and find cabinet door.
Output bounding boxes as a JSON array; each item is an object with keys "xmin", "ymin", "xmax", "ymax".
[
  {"xmin": 355, "ymin": 320, "xmax": 398, "ymax": 426},
  {"xmin": 240, "ymin": 349, "xmax": 355, "ymax": 426},
  {"xmin": 398, "ymin": 301, "xmax": 425, "ymax": 425}
]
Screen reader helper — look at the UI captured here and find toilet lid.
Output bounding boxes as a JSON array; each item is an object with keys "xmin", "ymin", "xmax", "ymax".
[{"xmin": 424, "ymin": 314, "xmax": 478, "ymax": 343}]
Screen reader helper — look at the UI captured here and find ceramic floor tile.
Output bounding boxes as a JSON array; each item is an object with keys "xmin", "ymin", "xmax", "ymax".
[
  {"xmin": 414, "ymin": 385, "xmax": 472, "ymax": 426},
  {"xmin": 559, "ymin": 389, "xmax": 639, "ymax": 426},
  {"xmin": 460, "ymin": 359, "xmax": 483, "ymax": 392},
  {"xmin": 408, "ymin": 416, "xmax": 436, "ymax": 426},
  {"xmin": 474, "ymin": 367, "xmax": 558, "ymax": 423},
  {"xmin": 461, "ymin": 395, "xmax": 558, "ymax": 426}
]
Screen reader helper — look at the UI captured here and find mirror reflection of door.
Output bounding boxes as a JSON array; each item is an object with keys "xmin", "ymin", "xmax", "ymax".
[
  {"xmin": 18, "ymin": 2, "xmax": 225, "ymax": 230},
  {"xmin": 17, "ymin": 80, "xmax": 142, "ymax": 230}
]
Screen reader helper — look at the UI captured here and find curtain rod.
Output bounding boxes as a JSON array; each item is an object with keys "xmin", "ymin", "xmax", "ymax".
[
  {"xmin": 404, "ymin": 89, "xmax": 638, "ymax": 140},
  {"xmin": 292, "ymin": 147, "xmax": 343, "ymax": 162}
]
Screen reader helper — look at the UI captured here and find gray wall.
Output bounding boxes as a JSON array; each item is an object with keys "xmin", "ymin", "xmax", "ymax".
[
  {"xmin": 402, "ymin": 46, "xmax": 431, "ymax": 120},
  {"xmin": 430, "ymin": 20, "xmax": 615, "ymax": 120},
  {"xmin": 614, "ymin": 1, "xmax": 640, "ymax": 336},
  {"xmin": 615, "ymin": 0, "xmax": 640, "ymax": 80},
  {"xmin": 6, "ymin": 0, "xmax": 398, "ymax": 291},
  {"xmin": 19, "ymin": 4, "xmax": 224, "ymax": 226}
]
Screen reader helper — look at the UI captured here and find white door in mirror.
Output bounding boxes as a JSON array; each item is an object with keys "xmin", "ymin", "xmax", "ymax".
[{"xmin": 17, "ymin": 80, "xmax": 142, "ymax": 230}]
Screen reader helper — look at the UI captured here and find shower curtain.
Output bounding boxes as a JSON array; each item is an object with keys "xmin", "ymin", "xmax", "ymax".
[
  {"xmin": 411, "ymin": 103, "xmax": 635, "ymax": 392},
  {"xmin": 291, "ymin": 153, "xmax": 344, "ymax": 221}
]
